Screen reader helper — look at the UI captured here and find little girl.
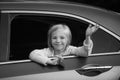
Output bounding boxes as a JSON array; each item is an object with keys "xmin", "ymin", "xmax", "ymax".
[{"xmin": 29, "ymin": 24, "xmax": 98, "ymax": 66}]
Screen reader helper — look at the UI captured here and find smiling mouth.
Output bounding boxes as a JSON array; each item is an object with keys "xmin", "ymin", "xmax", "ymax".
[
  {"xmin": 55, "ymin": 45, "xmax": 62, "ymax": 47},
  {"xmin": 54, "ymin": 43, "xmax": 62, "ymax": 45},
  {"xmin": 54, "ymin": 44, "xmax": 63, "ymax": 48}
]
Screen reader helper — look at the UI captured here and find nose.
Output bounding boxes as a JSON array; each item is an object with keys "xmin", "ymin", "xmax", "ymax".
[{"xmin": 56, "ymin": 38, "xmax": 61, "ymax": 43}]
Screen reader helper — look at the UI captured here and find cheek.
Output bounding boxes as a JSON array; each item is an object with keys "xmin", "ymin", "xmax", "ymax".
[
  {"xmin": 51, "ymin": 39, "xmax": 54, "ymax": 44},
  {"xmin": 63, "ymin": 39, "xmax": 68, "ymax": 45},
  {"xmin": 51, "ymin": 39, "xmax": 57, "ymax": 46},
  {"xmin": 51, "ymin": 40, "xmax": 55, "ymax": 48}
]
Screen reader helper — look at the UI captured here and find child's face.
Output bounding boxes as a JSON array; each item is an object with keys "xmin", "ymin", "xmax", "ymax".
[{"xmin": 51, "ymin": 29, "xmax": 68, "ymax": 52}]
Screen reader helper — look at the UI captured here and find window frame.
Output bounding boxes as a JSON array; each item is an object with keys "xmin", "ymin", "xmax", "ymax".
[{"xmin": 0, "ymin": 10, "xmax": 120, "ymax": 65}]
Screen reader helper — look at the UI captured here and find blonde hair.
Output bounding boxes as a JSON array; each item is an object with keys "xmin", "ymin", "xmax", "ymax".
[{"xmin": 48, "ymin": 24, "xmax": 72, "ymax": 51}]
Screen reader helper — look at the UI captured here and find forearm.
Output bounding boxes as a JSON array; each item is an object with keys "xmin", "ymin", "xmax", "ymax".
[
  {"xmin": 83, "ymin": 36, "xmax": 93, "ymax": 55},
  {"xmin": 84, "ymin": 36, "xmax": 91, "ymax": 45},
  {"xmin": 29, "ymin": 50, "xmax": 49, "ymax": 66},
  {"xmin": 73, "ymin": 36, "xmax": 93, "ymax": 57}
]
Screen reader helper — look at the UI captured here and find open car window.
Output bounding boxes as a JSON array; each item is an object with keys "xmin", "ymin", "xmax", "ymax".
[
  {"xmin": 10, "ymin": 14, "xmax": 88, "ymax": 60},
  {"xmin": 10, "ymin": 13, "xmax": 120, "ymax": 60},
  {"xmin": 0, "ymin": 11, "xmax": 120, "ymax": 64}
]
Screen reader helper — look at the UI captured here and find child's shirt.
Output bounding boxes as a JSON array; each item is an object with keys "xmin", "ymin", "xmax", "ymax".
[{"xmin": 29, "ymin": 40, "xmax": 93, "ymax": 65}]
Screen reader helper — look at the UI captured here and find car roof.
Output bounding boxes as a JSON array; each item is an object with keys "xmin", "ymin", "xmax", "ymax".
[{"xmin": 0, "ymin": 1, "xmax": 120, "ymax": 37}]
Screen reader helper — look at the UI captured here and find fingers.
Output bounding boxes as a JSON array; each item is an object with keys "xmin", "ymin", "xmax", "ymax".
[
  {"xmin": 50, "ymin": 58, "xmax": 61, "ymax": 65},
  {"xmin": 46, "ymin": 58, "xmax": 57, "ymax": 65},
  {"xmin": 55, "ymin": 56, "xmax": 64, "ymax": 66},
  {"xmin": 88, "ymin": 24, "xmax": 93, "ymax": 28},
  {"xmin": 50, "ymin": 58, "xmax": 59, "ymax": 65},
  {"xmin": 52, "ymin": 56, "xmax": 64, "ymax": 65},
  {"xmin": 89, "ymin": 24, "xmax": 99, "ymax": 29},
  {"xmin": 86, "ymin": 24, "xmax": 99, "ymax": 37},
  {"xmin": 94, "ymin": 24, "xmax": 99, "ymax": 30},
  {"xmin": 56, "ymin": 55, "xmax": 64, "ymax": 62},
  {"xmin": 52, "ymin": 60, "xmax": 59, "ymax": 65},
  {"xmin": 89, "ymin": 24, "xmax": 99, "ymax": 33},
  {"xmin": 47, "ymin": 56, "xmax": 64, "ymax": 65}
]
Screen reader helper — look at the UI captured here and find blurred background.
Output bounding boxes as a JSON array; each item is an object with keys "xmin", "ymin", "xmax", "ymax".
[
  {"xmin": 0, "ymin": 0, "xmax": 120, "ymax": 13},
  {"xmin": 65, "ymin": 0, "xmax": 120, "ymax": 13}
]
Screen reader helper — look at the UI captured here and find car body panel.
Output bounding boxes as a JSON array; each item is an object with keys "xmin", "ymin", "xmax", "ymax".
[{"xmin": 0, "ymin": 1, "xmax": 120, "ymax": 79}]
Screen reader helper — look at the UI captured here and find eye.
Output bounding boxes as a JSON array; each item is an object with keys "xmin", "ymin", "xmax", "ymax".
[
  {"xmin": 60, "ymin": 36, "xmax": 65, "ymax": 39},
  {"xmin": 52, "ymin": 36, "xmax": 57, "ymax": 39}
]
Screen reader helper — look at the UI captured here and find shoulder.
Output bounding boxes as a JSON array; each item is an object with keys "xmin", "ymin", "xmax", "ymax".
[{"xmin": 30, "ymin": 48, "xmax": 50, "ymax": 54}]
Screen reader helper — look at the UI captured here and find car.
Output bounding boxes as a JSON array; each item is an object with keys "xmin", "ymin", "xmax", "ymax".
[
  {"xmin": 0, "ymin": 0, "xmax": 120, "ymax": 79},
  {"xmin": 0, "ymin": 0, "xmax": 120, "ymax": 62}
]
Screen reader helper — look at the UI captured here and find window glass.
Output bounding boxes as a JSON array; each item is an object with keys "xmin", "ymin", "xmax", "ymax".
[{"xmin": 91, "ymin": 28, "xmax": 120, "ymax": 54}]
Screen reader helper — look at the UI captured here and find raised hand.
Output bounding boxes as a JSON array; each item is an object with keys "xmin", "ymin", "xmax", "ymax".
[{"xmin": 86, "ymin": 24, "xmax": 99, "ymax": 37}]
